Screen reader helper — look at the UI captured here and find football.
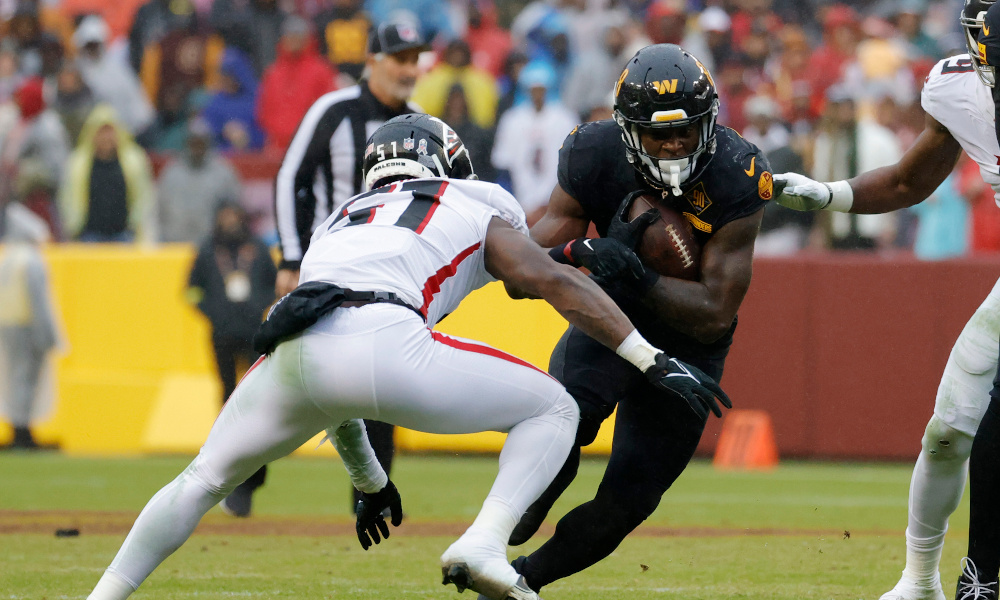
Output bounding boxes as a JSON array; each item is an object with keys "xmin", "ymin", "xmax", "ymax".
[{"xmin": 627, "ymin": 193, "xmax": 701, "ymax": 280}]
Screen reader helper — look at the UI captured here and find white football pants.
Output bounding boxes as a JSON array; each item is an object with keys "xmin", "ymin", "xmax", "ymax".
[
  {"xmin": 90, "ymin": 304, "xmax": 578, "ymax": 598},
  {"xmin": 888, "ymin": 277, "xmax": 1000, "ymax": 595}
]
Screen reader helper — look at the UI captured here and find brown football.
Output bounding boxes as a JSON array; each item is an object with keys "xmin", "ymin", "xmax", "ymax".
[{"xmin": 627, "ymin": 193, "xmax": 701, "ymax": 280}]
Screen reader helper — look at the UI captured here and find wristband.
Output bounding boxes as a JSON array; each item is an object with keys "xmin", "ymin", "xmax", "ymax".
[
  {"xmin": 615, "ymin": 329, "xmax": 660, "ymax": 371},
  {"xmin": 821, "ymin": 180, "xmax": 854, "ymax": 212}
]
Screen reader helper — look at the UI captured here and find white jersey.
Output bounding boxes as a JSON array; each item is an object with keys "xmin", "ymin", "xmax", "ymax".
[
  {"xmin": 298, "ymin": 178, "xmax": 528, "ymax": 327},
  {"xmin": 922, "ymin": 54, "xmax": 1000, "ymax": 203}
]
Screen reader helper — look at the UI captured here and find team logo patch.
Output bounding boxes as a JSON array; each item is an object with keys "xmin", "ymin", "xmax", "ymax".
[
  {"xmin": 403, "ymin": 137, "xmax": 414, "ymax": 150},
  {"xmin": 442, "ymin": 126, "xmax": 463, "ymax": 161},
  {"xmin": 759, "ymin": 171, "xmax": 773, "ymax": 200},
  {"xmin": 683, "ymin": 181, "xmax": 712, "ymax": 215},
  {"xmin": 417, "ymin": 139, "xmax": 427, "ymax": 155},
  {"xmin": 364, "ymin": 143, "xmax": 374, "ymax": 159}
]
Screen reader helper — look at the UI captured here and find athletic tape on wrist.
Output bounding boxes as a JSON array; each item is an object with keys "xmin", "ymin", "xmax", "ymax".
[
  {"xmin": 821, "ymin": 180, "xmax": 854, "ymax": 212},
  {"xmin": 615, "ymin": 329, "xmax": 660, "ymax": 372}
]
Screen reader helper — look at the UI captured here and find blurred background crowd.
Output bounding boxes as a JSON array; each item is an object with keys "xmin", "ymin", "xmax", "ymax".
[{"xmin": 0, "ymin": 0, "xmax": 989, "ymax": 259}]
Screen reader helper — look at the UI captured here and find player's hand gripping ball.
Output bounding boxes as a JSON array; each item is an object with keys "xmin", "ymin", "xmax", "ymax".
[
  {"xmin": 645, "ymin": 354, "xmax": 732, "ymax": 420},
  {"xmin": 355, "ymin": 480, "xmax": 403, "ymax": 550},
  {"xmin": 613, "ymin": 191, "xmax": 701, "ymax": 281}
]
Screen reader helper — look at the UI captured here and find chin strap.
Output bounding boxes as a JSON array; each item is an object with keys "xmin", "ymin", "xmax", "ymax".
[{"xmin": 668, "ymin": 164, "xmax": 682, "ymax": 196}]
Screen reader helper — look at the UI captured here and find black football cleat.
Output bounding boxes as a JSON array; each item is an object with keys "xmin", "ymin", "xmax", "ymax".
[{"xmin": 956, "ymin": 558, "xmax": 998, "ymax": 600}]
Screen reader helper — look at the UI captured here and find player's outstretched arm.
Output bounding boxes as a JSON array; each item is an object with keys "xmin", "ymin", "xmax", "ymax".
[
  {"xmin": 529, "ymin": 183, "xmax": 591, "ymax": 247},
  {"xmin": 486, "ymin": 217, "xmax": 636, "ymax": 350},
  {"xmin": 503, "ymin": 184, "xmax": 591, "ymax": 301},
  {"xmin": 486, "ymin": 217, "xmax": 731, "ymax": 417},
  {"xmin": 775, "ymin": 113, "xmax": 961, "ymax": 215}
]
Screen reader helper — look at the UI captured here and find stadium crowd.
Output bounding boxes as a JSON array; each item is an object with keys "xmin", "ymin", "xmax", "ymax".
[{"xmin": 0, "ymin": 0, "xmax": 992, "ymax": 257}]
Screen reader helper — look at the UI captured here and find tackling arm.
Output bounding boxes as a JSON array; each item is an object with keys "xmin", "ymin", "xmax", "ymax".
[
  {"xmin": 487, "ymin": 217, "xmax": 733, "ymax": 418},
  {"xmin": 776, "ymin": 114, "xmax": 962, "ymax": 214},
  {"xmin": 640, "ymin": 208, "xmax": 763, "ymax": 344},
  {"xmin": 503, "ymin": 183, "xmax": 590, "ymax": 300},
  {"xmin": 848, "ymin": 113, "xmax": 963, "ymax": 213},
  {"xmin": 486, "ymin": 217, "xmax": 635, "ymax": 351}
]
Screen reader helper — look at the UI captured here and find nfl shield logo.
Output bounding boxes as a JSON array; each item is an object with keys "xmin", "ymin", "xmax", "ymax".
[
  {"xmin": 403, "ymin": 137, "xmax": 415, "ymax": 150},
  {"xmin": 417, "ymin": 139, "xmax": 428, "ymax": 155}
]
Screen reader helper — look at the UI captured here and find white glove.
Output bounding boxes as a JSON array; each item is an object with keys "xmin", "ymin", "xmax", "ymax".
[
  {"xmin": 773, "ymin": 173, "xmax": 854, "ymax": 212},
  {"xmin": 773, "ymin": 173, "xmax": 830, "ymax": 210}
]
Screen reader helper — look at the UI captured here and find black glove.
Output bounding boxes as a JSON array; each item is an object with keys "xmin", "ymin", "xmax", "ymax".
[
  {"xmin": 645, "ymin": 354, "xmax": 732, "ymax": 420},
  {"xmin": 606, "ymin": 190, "xmax": 662, "ymax": 251},
  {"xmin": 355, "ymin": 480, "xmax": 403, "ymax": 550},
  {"xmin": 548, "ymin": 237, "xmax": 646, "ymax": 283}
]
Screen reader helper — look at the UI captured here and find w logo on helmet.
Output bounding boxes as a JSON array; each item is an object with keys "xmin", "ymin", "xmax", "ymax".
[{"xmin": 652, "ymin": 79, "xmax": 678, "ymax": 94}]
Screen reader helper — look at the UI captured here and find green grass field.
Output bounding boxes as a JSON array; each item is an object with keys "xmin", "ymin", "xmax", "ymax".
[{"xmin": 0, "ymin": 453, "xmax": 973, "ymax": 599}]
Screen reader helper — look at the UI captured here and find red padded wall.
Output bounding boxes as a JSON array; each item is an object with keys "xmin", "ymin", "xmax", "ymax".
[{"xmin": 697, "ymin": 254, "xmax": 1000, "ymax": 460}]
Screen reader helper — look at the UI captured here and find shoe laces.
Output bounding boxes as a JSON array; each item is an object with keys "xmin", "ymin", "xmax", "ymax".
[{"xmin": 959, "ymin": 558, "xmax": 998, "ymax": 600}]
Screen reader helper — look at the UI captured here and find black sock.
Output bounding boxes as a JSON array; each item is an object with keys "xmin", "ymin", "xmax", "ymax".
[
  {"xmin": 12, "ymin": 426, "xmax": 33, "ymax": 447},
  {"xmin": 969, "ymin": 394, "xmax": 1000, "ymax": 582},
  {"xmin": 520, "ymin": 493, "xmax": 641, "ymax": 591}
]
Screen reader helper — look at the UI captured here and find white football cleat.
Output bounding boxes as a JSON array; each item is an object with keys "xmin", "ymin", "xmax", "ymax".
[
  {"xmin": 440, "ymin": 532, "xmax": 540, "ymax": 600},
  {"xmin": 879, "ymin": 576, "xmax": 946, "ymax": 600}
]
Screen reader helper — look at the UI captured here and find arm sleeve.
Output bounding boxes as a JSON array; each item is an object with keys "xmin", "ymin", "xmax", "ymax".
[
  {"xmin": 274, "ymin": 103, "xmax": 339, "ymax": 270},
  {"xmin": 328, "ymin": 420, "xmax": 388, "ymax": 493}
]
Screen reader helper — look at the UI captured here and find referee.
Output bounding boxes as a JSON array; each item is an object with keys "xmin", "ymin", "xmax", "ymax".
[{"xmin": 273, "ymin": 21, "xmax": 425, "ymax": 514}]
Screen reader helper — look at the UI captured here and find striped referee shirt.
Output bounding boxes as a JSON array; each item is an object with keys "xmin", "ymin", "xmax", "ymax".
[{"xmin": 274, "ymin": 80, "xmax": 420, "ymax": 269}]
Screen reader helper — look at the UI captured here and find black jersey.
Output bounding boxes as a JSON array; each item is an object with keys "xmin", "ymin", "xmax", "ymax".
[{"xmin": 555, "ymin": 119, "xmax": 771, "ymax": 361}]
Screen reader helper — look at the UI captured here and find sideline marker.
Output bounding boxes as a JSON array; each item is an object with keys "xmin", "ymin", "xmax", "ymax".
[{"xmin": 713, "ymin": 409, "xmax": 779, "ymax": 470}]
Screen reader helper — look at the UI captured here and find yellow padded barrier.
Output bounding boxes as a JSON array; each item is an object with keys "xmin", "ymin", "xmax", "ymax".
[{"xmin": 10, "ymin": 245, "xmax": 616, "ymax": 456}]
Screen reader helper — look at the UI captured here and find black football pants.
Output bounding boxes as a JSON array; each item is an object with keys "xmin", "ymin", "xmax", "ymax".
[
  {"xmin": 517, "ymin": 326, "xmax": 725, "ymax": 591},
  {"xmin": 966, "ymin": 337, "xmax": 1000, "ymax": 582},
  {"xmin": 214, "ymin": 334, "xmax": 267, "ymax": 492}
]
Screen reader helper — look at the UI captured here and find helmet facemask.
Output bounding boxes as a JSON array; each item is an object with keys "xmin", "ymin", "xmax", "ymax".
[
  {"xmin": 615, "ymin": 100, "xmax": 719, "ymax": 196},
  {"xmin": 961, "ymin": 0, "xmax": 998, "ymax": 87}
]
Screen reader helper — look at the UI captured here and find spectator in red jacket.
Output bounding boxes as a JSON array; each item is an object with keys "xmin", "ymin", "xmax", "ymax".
[
  {"xmin": 806, "ymin": 4, "xmax": 860, "ymax": 117},
  {"xmin": 465, "ymin": 0, "xmax": 511, "ymax": 79},
  {"xmin": 256, "ymin": 15, "xmax": 337, "ymax": 152}
]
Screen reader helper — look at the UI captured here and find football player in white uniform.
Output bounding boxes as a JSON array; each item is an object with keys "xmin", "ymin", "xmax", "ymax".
[
  {"xmin": 85, "ymin": 114, "xmax": 730, "ymax": 600},
  {"xmin": 773, "ymin": 2, "xmax": 1000, "ymax": 599}
]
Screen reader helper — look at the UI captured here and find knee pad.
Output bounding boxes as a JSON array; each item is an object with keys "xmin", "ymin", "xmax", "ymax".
[{"xmin": 922, "ymin": 416, "xmax": 974, "ymax": 464}]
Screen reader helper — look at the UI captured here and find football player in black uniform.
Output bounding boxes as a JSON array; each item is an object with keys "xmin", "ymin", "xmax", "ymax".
[{"xmin": 495, "ymin": 44, "xmax": 772, "ymax": 594}]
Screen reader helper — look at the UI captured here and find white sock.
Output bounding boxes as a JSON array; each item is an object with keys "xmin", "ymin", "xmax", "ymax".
[
  {"xmin": 899, "ymin": 450, "xmax": 969, "ymax": 585},
  {"xmin": 88, "ymin": 570, "xmax": 136, "ymax": 600},
  {"xmin": 467, "ymin": 497, "xmax": 519, "ymax": 546}
]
